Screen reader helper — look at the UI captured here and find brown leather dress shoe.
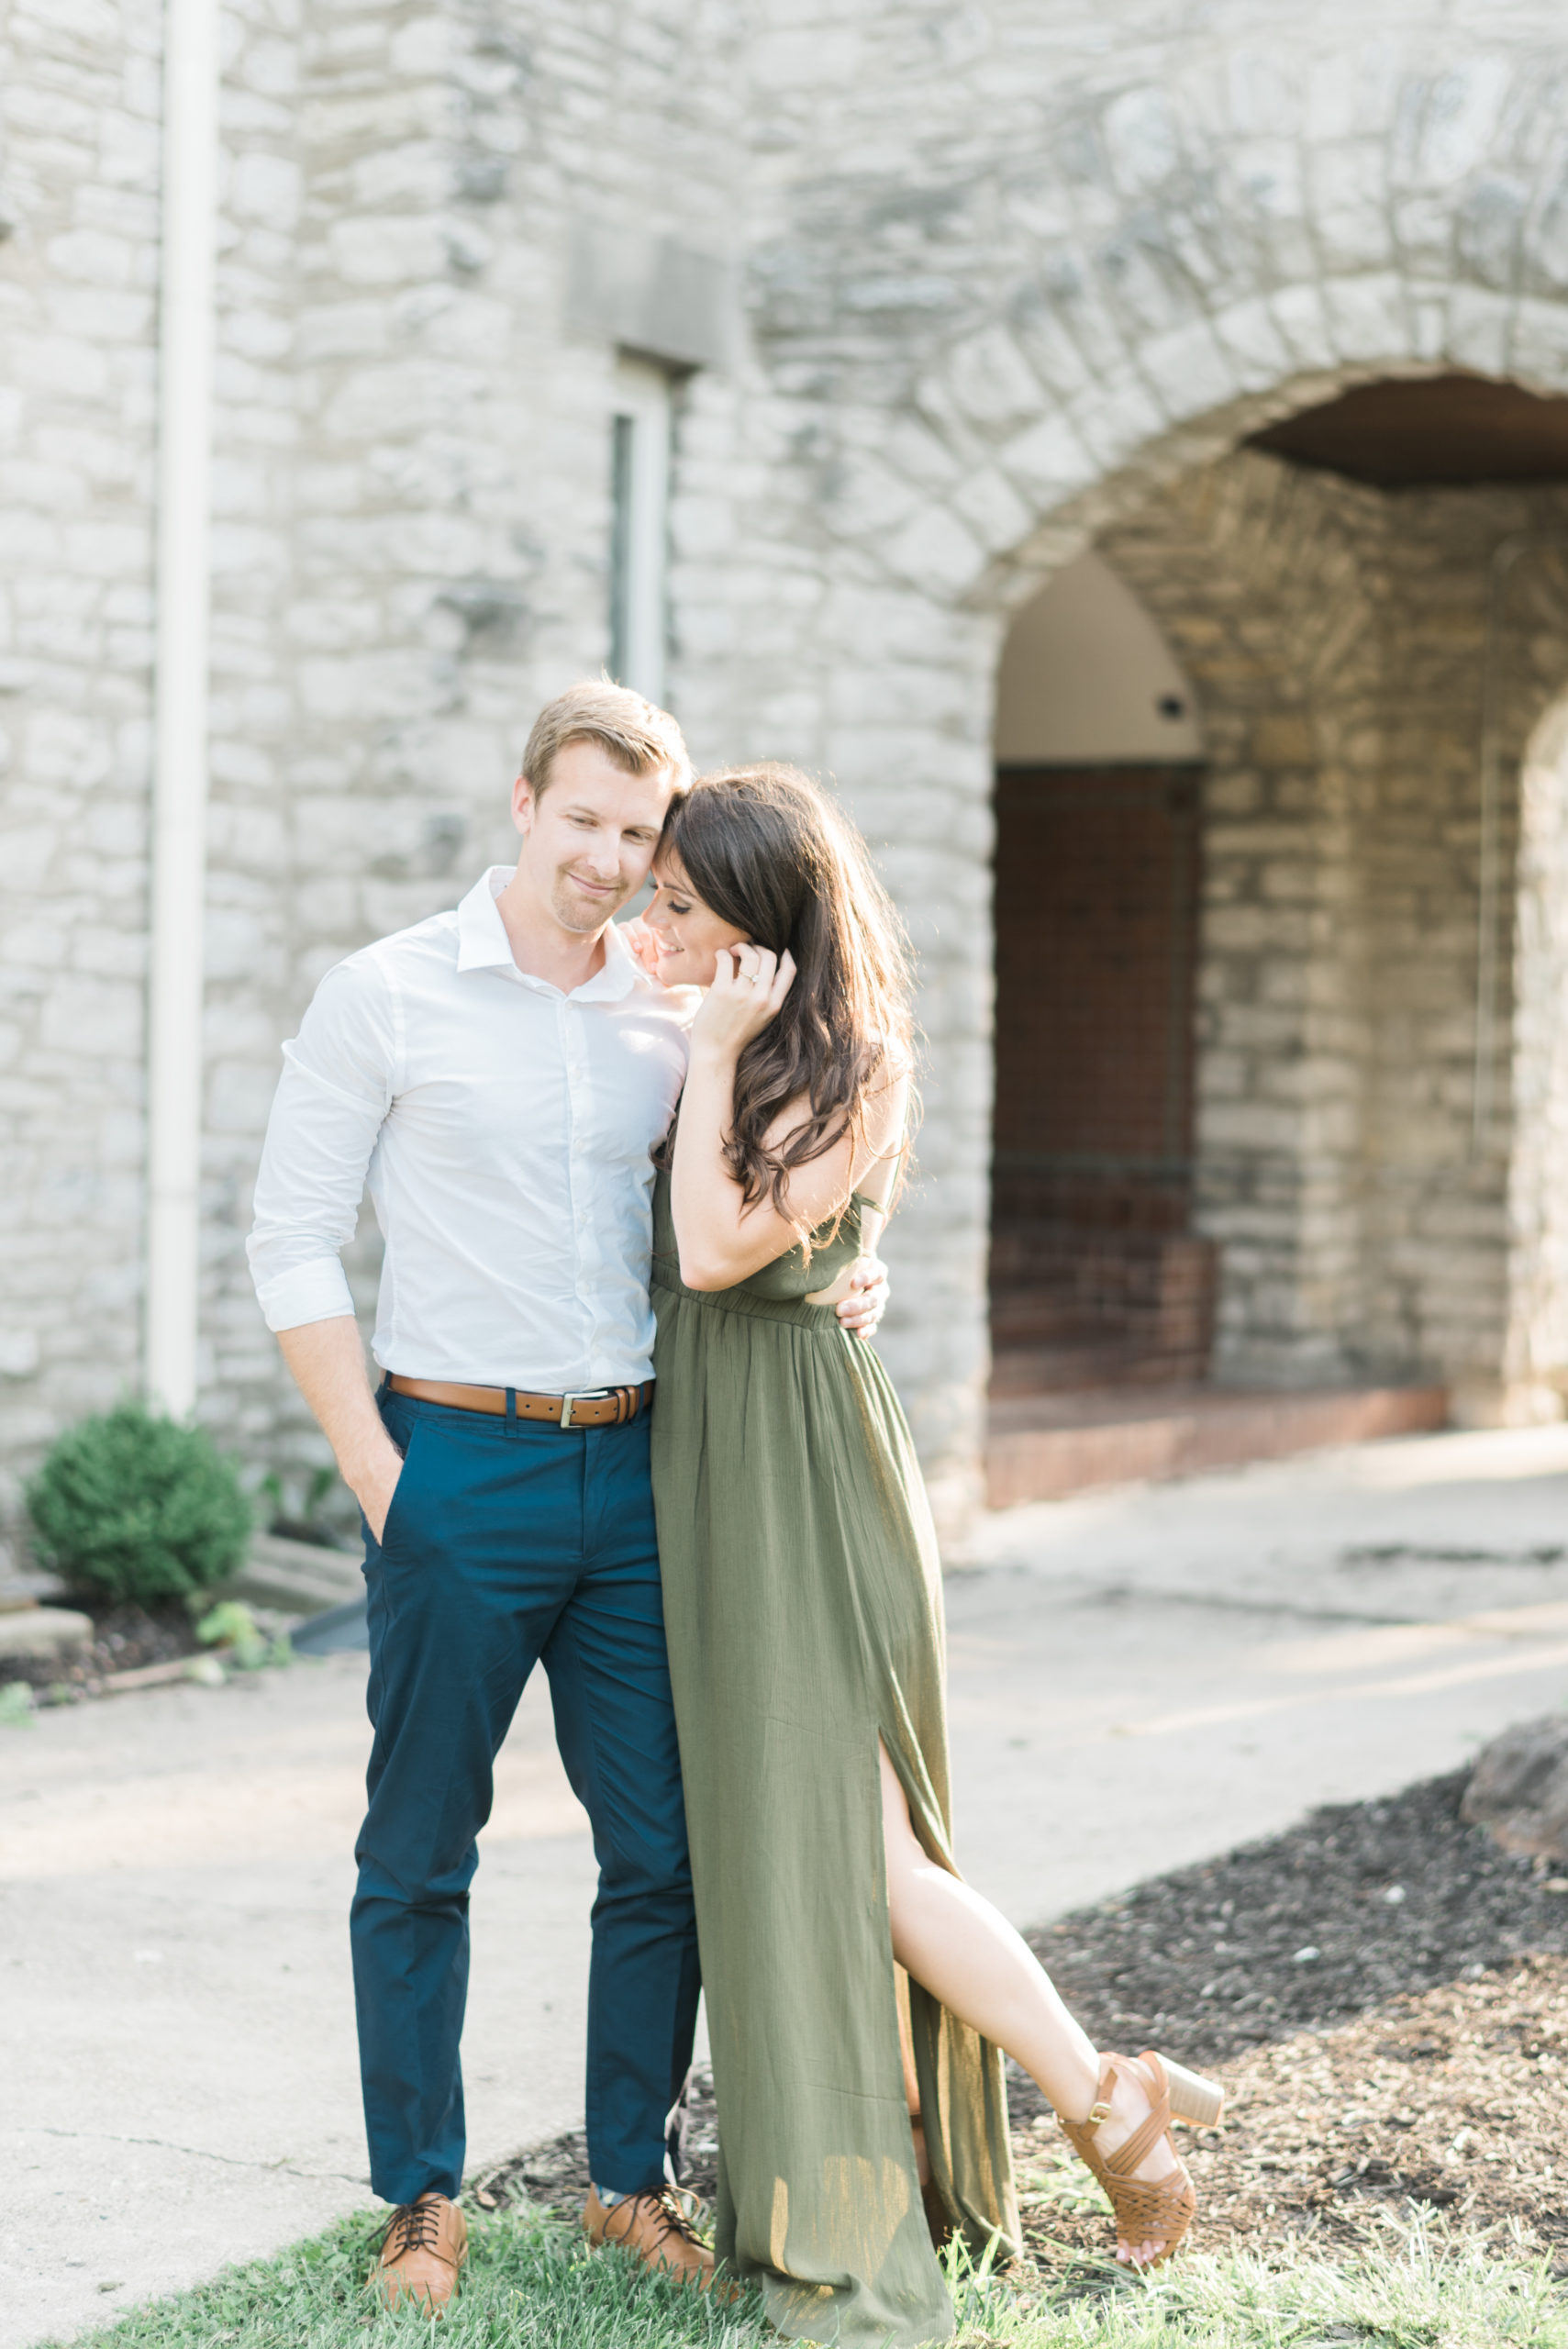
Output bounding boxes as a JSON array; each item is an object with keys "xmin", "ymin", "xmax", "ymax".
[
  {"xmin": 583, "ymin": 2185, "xmax": 735, "ymax": 2297},
  {"xmin": 372, "ymin": 2192, "xmax": 468, "ymax": 2313}
]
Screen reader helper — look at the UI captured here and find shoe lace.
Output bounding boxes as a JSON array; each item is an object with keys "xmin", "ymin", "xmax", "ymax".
[
  {"xmin": 374, "ymin": 2194, "xmax": 444, "ymax": 2259},
  {"xmin": 634, "ymin": 2185, "xmax": 706, "ymax": 2248}
]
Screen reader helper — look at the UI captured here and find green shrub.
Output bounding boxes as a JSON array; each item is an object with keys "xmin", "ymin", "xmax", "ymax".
[{"xmin": 24, "ymin": 1402, "xmax": 252, "ymax": 1610}]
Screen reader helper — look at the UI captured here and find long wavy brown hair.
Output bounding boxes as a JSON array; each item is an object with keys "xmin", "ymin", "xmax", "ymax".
[{"xmin": 652, "ymin": 763, "xmax": 916, "ymax": 1237}]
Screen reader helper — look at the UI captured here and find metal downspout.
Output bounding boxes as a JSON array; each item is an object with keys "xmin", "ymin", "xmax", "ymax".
[{"xmin": 145, "ymin": 0, "xmax": 220, "ymax": 1416}]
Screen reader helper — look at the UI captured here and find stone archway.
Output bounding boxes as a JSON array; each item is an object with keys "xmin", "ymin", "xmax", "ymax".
[
  {"xmin": 998, "ymin": 444, "xmax": 1568, "ymax": 1442},
  {"xmin": 673, "ymin": 15, "xmax": 1568, "ymax": 1525}
]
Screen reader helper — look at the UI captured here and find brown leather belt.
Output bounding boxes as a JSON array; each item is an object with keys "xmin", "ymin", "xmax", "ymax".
[{"xmin": 386, "ymin": 1375, "xmax": 652, "ymax": 1429}]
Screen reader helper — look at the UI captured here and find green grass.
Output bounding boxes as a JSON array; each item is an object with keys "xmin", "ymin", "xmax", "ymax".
[{"xmin": 54, "ymin": 2202, "xmax": 1568, "ymax": 2349}]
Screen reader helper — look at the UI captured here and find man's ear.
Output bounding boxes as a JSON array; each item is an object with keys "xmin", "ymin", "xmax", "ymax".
[{"xmin": 512, "ymin": 773, "xmax": 537, "ymax": 836}]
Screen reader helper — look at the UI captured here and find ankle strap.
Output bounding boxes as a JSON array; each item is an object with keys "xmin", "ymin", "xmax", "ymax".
[{"xmin": 1081, "ymin": 2053, "xmax": 1172, "ymax": 2176}]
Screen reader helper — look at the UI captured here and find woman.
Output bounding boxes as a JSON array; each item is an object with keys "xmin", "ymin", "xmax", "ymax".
[{"xmin": 639, "ymin": 764, "xmax": 1221, "ymax": 2346}]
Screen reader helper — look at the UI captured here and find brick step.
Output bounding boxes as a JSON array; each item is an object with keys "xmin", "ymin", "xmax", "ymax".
[
  {"xmin": 988, "ymin": 1227, "xmax": 1218, "ymax": 1380},
  {"xmin": 985, "ymin": 1383, "xmax": 1450, "ymax": 1508}
]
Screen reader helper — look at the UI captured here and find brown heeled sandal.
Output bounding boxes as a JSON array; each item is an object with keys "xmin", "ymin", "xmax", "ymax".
[{"xmin": 1058, "ymin": 2051, "xmax": 1223, "ymax": 2268}]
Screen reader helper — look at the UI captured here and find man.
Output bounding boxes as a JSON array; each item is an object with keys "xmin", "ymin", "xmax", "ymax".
[{"xmin": 248, "ymin": 682, "xmax": 886, "ymax": 2315}]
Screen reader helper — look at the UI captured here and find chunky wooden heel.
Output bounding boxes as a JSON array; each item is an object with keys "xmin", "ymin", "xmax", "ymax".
[
  {"xmin": 1160, "ymin": 2056, "xmax": 1224, "ymax": 2130},
  {"xmin": 1058, "ymin": 2050, "xmax": 1221, "ymax": 2267}
]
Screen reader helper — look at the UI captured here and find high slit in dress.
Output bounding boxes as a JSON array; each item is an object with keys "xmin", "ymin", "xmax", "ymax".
[{"xmin": 649, "ymin": 1168, "xmax": 1019, "ymax": 2346}]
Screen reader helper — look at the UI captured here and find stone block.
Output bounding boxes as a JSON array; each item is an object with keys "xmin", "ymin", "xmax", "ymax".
[
  {"xmin": 565, "ymin": 217, "xmax": 740, "ymax": 373},
  {"xmin": 295, "ymin": 299, "xmax": 389, "ymax": 362},
  {"xmin": 0, "ymin": 1603, "xmax": 93, "ymax": 1659},
  {"xmin": 883, "ymin": 503, "xmax": 985, "ymax": 597},
  {"xmin": 827, "ymin": 453, "xmax": 923, "ymax": 542},
  {"xmin": 1461, "ymin": 1714, "xmax": 1568, "ymax": 1861},
  {"xmin": 949, "ymin": 464, "xmax": 1034, "ymax": 559},
  {"xmin": 996, "ymin": 411, "xmax": 1096, "ymax": 507},
  {"xmin": 228, "ymin": 150, "xmax": 302, "ymax": 231},
  {"xmin": 39, "ymin": 975, "xmax": 141, "ymax": 1058},
  {"xmin": 1211, "ymin": 294, "xmax": 1296, "ymax": 389},
  {"xmin": 327, "ymin": 213, "xmax": 449, "ymax": 287},
  {"xmin": 1509, "ymin": 296, "xmax": 1568, "ymax": 385},
  {"xmin": 1138, "ymin": 323, "xmax": 1240, "ymax": 422},
  {"xmin": 943, "ymin": 324, "xmax": 1049, "ymax": 436},
  {"xmin": 1249, "ymin": 712, "xmax": 1316, "ymax": 765}
]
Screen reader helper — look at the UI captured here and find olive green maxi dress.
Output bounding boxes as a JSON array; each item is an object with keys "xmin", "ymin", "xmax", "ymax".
[{"xmin": 650, "ymin": 1169, "xmax": 1020, "ymax": 2347}]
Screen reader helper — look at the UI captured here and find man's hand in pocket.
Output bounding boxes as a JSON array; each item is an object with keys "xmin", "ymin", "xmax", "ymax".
[{"xmin": 354, "ymin": 1437, "xmax": 406, "ymax": 1545}]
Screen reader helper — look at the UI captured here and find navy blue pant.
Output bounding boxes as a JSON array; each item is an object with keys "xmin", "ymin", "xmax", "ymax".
[{"xmin": 351, "ymin": 1386, "xmax": 700, "ymax": 2208}]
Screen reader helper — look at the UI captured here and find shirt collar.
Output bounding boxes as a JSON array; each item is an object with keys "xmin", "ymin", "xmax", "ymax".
[
  {"xmin": 455, "ymin": 868, "xmax": 519, "ymax": 972},
  {"xmin": 454, "ymin": 866, "xmax": 643, "ymax": 1004}
]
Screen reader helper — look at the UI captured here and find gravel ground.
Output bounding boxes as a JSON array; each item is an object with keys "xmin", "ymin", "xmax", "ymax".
[{"xmin": 475, "ymin": 1768, "xmax": 1568, "ymax": 2271}]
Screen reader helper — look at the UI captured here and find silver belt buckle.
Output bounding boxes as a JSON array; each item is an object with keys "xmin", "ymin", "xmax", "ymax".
[{"xmin": 559, "ymin": 1388, "xmax": 608, "ymax": 1431}]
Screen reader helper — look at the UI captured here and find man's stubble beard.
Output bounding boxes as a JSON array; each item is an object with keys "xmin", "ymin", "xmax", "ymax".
[{"xmin": 550, "ymin": 864, "xmax": 630, "ymax": 934}]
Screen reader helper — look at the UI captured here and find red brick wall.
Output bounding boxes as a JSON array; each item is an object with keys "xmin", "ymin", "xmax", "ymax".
[
  {"xmin": 992, "ymin": 767, "xmax": 1212, "ymax": 1388},
  {"xmin": 994, "ymin": 766, "xmax": 1200, "ymax": 1194}
]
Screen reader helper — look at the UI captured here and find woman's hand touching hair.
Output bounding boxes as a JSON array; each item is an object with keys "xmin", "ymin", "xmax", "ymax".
[
  {"xmin": 689, "ymin": 944, "xmax": 797, "ymax": 1063},
  {"xmin": 651, "ymin": 762, "xmax": 916, "ymax": 1263}
]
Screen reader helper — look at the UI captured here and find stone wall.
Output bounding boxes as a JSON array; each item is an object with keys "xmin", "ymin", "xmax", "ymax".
[
  {"xmin": 14, "ymin": 0, "xmax": 1568, "ymax": 1531},
  {"xmin": 202, "ymin": 0, "xmax": 753, "ymax": 1487},
  {"xmin": 0, "ymin": 0, "xmax": 759, "ymax": 1521},
  {"xmin": 0, "ymin": 0, "xmax": 162, "ymax": 1512}
]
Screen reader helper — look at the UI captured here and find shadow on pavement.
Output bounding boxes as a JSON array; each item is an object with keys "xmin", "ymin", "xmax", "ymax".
[{"xmin": 290, "ymin": 1596, "xmax": 369, "ymax": 1655}]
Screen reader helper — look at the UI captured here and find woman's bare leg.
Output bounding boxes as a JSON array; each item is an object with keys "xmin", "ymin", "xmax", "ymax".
[{"xmin": 879, "ymin": 1742, "xmax": 1177, "ymax": 2266}]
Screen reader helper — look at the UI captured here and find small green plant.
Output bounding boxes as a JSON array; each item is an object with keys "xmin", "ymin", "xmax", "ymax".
[
  {"xmin": 0, "ymin": 1680, "xmax": 34, "ymax": 1727},
  {"xmin": 25, "ymin": 1402, "xmax": 251, "ymax": 1611},
  {"xmin": 195, "ymin": 1598, "xmax": 289, "ymax": 1672}
]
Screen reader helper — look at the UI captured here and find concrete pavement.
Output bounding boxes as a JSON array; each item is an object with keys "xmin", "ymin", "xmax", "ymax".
[
  {"xmin": 949, "ymin": 1422, "xmax": 1568, "ymax": 1922},
  {"xmin": 6, "ymin": 1422, "xmax": 1568, "ymax": 2344},
  {"xmin": 1, "ymin": 1656, "xmax": 597, "ymax": 2348}
]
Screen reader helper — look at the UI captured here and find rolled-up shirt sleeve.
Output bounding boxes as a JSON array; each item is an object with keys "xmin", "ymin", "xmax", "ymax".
[{"xmin": 247, "ymin": 954, "xmax": 397, "ymax": 1333}]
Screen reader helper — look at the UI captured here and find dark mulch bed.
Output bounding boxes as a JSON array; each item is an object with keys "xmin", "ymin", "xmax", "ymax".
[
  {"xmin": 3, "ymin": 1601, "xmax": 205, "ymax": 1698},
  {"xmin": 1021, "ymin": 1765, "xmax": 1568, "ymax": 2067},
  {"xmin": 1009, "ymin": 1765, "xmax": 1568, "ymax": 2266},
  {"xmin": 474, "ymin": 1767, "xmax": 1568, "ymax": 2268}
]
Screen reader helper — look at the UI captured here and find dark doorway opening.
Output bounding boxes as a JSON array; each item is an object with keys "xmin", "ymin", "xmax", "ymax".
[
  {"xmin": 1245, "ymin": 372, "xmax": 1568, "ymax": 487},
  {"xmin": 990, "ymin": 765, "xmax": 1213, "ymax": 1398}
]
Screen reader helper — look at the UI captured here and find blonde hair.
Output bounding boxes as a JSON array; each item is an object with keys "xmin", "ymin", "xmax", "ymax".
[{"xmin": 521, "ymin": 679, "xmax": 690, "ymax": 796}]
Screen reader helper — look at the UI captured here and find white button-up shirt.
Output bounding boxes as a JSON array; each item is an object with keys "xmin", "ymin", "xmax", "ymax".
[{"xmin": 247, "ymin": 868, "xmax": 695, "ymax": 1390}]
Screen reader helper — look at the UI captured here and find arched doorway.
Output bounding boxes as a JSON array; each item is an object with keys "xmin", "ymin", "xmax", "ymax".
[
  {"xmin": 986, "ymin": 378, "xmax": 1568, "ymax": 1503},
  {"xmin": 990, "ymin": 554, "xmax": 1213, "ymax": 1399}
]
